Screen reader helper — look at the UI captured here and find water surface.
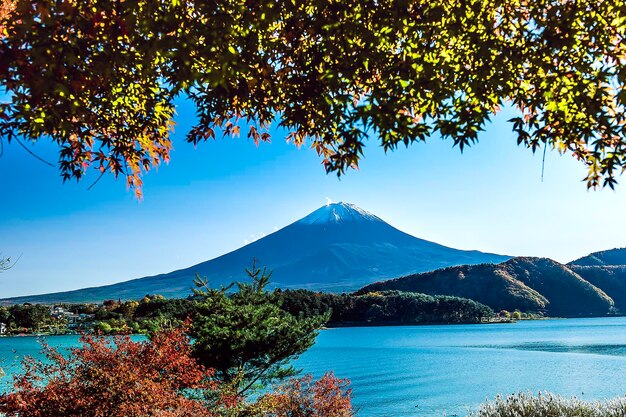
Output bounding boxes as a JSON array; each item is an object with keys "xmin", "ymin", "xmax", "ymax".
[
  {"xmin": 294, "ymin": 318, "xmax": 626, "ymax": 416},
  {"xmin": 3, "ymin": 318, "xmax": 626, "ymax": 416}
]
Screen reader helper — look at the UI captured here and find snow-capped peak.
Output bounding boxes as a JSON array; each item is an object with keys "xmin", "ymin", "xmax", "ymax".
[{"xmin": 297, "ymin": 202, "xmax": 383, "ymax": 225}]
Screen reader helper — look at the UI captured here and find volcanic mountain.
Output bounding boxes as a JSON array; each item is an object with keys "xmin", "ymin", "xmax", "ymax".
[{"xmin": 1, "ymin": 202, "xmax": 510, "ymax": 304}]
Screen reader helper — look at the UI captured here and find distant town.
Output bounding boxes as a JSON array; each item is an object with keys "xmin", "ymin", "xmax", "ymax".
[{"xmin": 0, "ymin": 295, "xmax": 175, "ymax": 336}]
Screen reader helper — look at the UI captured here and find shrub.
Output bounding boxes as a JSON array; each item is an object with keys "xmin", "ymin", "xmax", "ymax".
[
  {"xmin": 0, "ymin": 324, "xmax": 353, "ymax": 417},
  {"xmin": 257, "ymin": 372, "xmax": 354, "ymax": 417},
  {"xmin": 0, "ymin": 327, "xmax": 232, "ymax": 417},
  {"xmin": 95, "ymin": 321, "xmax": 112, "ymax": 334}
]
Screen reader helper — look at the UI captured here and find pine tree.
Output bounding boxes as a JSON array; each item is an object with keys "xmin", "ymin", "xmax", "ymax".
[{"xmin": 190, "ymin": 261, "xmax": 328, "ymax": 395}]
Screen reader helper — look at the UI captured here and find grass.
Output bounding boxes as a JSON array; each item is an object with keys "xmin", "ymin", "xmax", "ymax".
[{"xmin": 470, "ymin": 393, "xmax": 626, "ymax": 417}]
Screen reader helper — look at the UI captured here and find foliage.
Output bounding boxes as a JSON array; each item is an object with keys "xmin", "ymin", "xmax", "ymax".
[
  {"xmin": 498, "ymin": 310, "xmax": 511, "ymax": 319},
  {"xmin": 0, "ymin": 0, "xmax": 13, "ymax": 34},
  {"xmin": 94, "ymin": 320, "xmax": 112, "ymax": 334},
  {"xmin": 1, "ymin": 0, "xmax": 625, "ymax": 194},
  {"xmin": 278, "ymin": 289, "xmax": 494, "ymax": 325},
  {"xmin": 134, "ymin": 297, "xmax": 195, "ymax": 321},
  {"xmin": 257, "ymin": 373, "xmax": 354, "ymax": 417},
  {"xmin": 0, "ymin": 324, "xmax": 355, "ymax": 417},
  {"xmin": 90, "ymin": 296, "xmax": 194, "ymax": 334},
  {"xmin": 469, "ymin": 392, "xmax": 626, "ymax": 417},
  {"xmin": 0, "ymin": 305, "xmax": 9, "ymax": 322},
  {"xmin": 3, "ymin": 304, "xmax": 51, "ymax": 330},
  {"xmin": 0, "ymin": 327, "xmax": 230, "ymax": 417},
  {"xmin": 190, "ymin": 263, "xmax": 327, "ymax": 394},
  {"xmin": 0, "ymin": 286, "xmax": 498, "ymax": 336}
]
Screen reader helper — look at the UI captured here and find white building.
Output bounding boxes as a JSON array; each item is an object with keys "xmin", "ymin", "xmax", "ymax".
[
  {"xmin": 0, "ymin": 322, "xmax": 6, "ymax": 335},
  {"xmin": 50, "ymin": 306, "xmax": 67, "ymax": 319}
]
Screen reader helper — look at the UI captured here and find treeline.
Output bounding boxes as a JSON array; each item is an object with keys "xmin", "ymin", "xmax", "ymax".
[
  {"xmin": 93, "ymin": 296, "xmax": 195, "ymax": 334},
  {"xmin": 0, "ymin": 296, "xmax": 195, "ymax": 335},
  {"xmin": 277, "ymin": 290, "xmax": 494, "ymax": 325},
  {"xmin": 0, "ymin": 290, "xmax": 495, "ymax": 335},
  {"xmin": 0, "ymin": 304, "xmax": 51, "ymax": 331}
]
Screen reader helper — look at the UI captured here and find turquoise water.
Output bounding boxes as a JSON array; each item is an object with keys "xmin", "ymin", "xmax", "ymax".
[{"xmin": 4, "ymin": 318, "xmax": 626, "ymax": 416}]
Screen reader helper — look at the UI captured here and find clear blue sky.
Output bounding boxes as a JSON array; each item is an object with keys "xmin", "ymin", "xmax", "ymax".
[{"xmin": 2, "ymin": 100, "xmax": 626, "ymax": 298}]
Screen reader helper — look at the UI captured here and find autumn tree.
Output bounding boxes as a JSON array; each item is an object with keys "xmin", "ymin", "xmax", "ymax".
[
  {"xmin": 257, "ymin": 373, "xmax": 355, "ymax": 417},
  {"xmin": 190, "ymin": 262, "xmax": 327, "ymax": 395},
  {"xmin": 0, "ymin": 327, "xmax": 235, "ymax": 417},
  {"xmin": 0, "ymin": 326, "xmax": 355, "ymax": 417},
  {"xmin": 0, "ymin": 0, "xmax": 624, "ymax": 194}
]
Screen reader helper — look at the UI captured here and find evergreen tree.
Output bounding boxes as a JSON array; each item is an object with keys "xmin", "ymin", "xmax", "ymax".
[{"xmin": 190, "ymin": 261, "xmax": 327, "ymax": 395}]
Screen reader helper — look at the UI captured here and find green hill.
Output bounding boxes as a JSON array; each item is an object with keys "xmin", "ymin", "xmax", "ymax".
[
  {"xmin": 502, "ymin": 258, "xmax": 613, "ymax": 316},
  {"xmin": 570, "ymin": 265, "xmax": 626, "ymax": 313},
  {"xmin": 569, "ymin": 248, "xmax": 626, "ymax": 267},
  {"xmin": 360, "ymin": 257, "xmax": 614, "ymax": 317}
]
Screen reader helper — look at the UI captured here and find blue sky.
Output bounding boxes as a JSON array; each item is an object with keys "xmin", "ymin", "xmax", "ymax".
[{"xmin": 2, "ymin": 100, "xmax": 626, "ymax": 298}]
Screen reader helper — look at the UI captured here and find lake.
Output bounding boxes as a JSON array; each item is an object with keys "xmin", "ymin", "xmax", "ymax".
[{"xmin": 3, "ymin": 317, "xmax": 626, "ymax": 416}]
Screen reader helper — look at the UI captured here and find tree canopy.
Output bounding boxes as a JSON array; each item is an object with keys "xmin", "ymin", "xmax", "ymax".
[
  {"xmin": 0, "ymin": 0, "xmax": 624, "ymax": 195},
  {"xmin": 190, "ymin": 263, "xmax": 327, "ymax": 395},
  {"xmin": 0, "ymin": 328, "xmax": 222, "ymax": 417},
  {"xmin": 0, "ymin": 326, "xmax": 355, "ymax": 417}
]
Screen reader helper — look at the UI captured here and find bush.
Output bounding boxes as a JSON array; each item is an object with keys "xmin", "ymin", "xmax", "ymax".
[
  {"xmin": 257, "ymin": 372, "xmax": 354, "ymax": 417},
  {"xmin": 0, "ymin": 324, "xmax": 353, "ymax": 417},
  {"xmin": 470, "ymin": 393, "xmax": 626, "ymax": 417},
  {"xmin": 95, "ymin": 321, "xmax": 112, "ymax": 334},
  {"xmin": 0, "ymin": 327, "xmax": 230, "ymax": 417}
]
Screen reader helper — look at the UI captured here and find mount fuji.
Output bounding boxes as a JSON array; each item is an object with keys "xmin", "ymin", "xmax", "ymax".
[{"xmin": 1, "ymin": 202, "xmax": 511, "ymax": 304}]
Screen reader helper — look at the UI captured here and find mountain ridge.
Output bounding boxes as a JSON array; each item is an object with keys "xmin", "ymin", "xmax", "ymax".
[
  {"xmin": 569, "ymin": 248, "xmax": 626, "ymax": 267},
  {"xmin": 360, "ymin": 257, "xmax": 614, "ymax": 317},
  {"xmin": 0, "ymin": 202, "xmax": 510, "ymax": 304}
]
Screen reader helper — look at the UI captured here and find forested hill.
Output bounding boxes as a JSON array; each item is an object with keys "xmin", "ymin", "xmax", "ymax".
[
  {"xmin": 359, "ymin": 257, "xmax": 614, "ymax": 317},
  {"xmin": 569, "ymin": 248, "xmax": 626, "ymax": 267},
  {"xmin": 277, "ymin": 290, "xmax": 494, "ymax": 325},
  {"xmin": 571, "ymin": 265, "xmax": 626, "ymax": 313}
]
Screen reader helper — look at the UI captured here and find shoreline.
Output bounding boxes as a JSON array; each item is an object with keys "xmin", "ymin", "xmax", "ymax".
[
  {"xmin": 3, "ymin": 315, "xmax": 618, "ymax": 338},
  {"xmin": 3, "ymin": 314, "xmax": 622, "ymax": 338}
]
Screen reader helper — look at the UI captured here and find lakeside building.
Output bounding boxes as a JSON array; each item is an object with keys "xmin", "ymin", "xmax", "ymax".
[
  {"xmin": 49, "ymin": 306, "xmax": 96, "ymax": 332},
  {"xmin": 0, "ymin": 322, "xmax": 6, "ymax": 335}
]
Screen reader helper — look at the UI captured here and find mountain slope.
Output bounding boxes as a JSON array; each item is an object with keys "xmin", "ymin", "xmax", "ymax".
[
  {"xmin": 1, "ymin": 203, "xmax": 510, "ymax": 304},
  {"xmin": 360, "ymin": 257, "xmax": 614, "ymax": 317},
  {"xmin": 571, "ymin": 265, "xmax": 626, "ymax": 313},
  {"xmin": 569, "ymin": 248, "xmax": 626, "ymax": 267},
  {"xmin": 502, "ymin": 258, "xmax": 613, "ymax": 316}
]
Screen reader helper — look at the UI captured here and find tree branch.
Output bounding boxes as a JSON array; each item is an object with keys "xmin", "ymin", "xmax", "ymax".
[{"xmin": 15, "ymin": 137, "xmax": 55, "ymax": 167}]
